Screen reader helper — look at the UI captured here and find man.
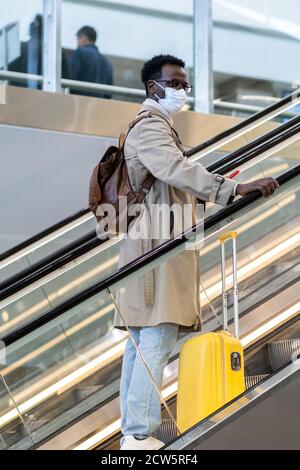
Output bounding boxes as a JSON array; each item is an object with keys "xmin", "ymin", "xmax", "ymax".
[
  {"xmin": 70, "ymin": 26, "xmax": 113, "ymax": 98},
  {"xmin": 115, "ymin": 55, "xmax": 279, "ymax": 451}
]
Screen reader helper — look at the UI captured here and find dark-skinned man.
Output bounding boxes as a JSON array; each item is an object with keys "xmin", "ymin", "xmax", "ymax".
[{"xmin": 114, "ymin": 54, "xmax": 279, "ymax": 451}]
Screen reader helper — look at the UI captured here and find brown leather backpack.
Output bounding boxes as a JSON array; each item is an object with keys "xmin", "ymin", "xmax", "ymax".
[{"xmin": 89, "ymin": 111, "xmax": 159, "ymax": 236}]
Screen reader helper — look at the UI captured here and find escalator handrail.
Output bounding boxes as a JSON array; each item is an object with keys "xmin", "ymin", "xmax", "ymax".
[
  {"xmin": 1, "ymin": 88, "xmax": 299, "ymax": 263},
  {"xmin": 1, "ymin": 116, "xmax": 300, "ymax": 300},
  {"xmin": 2, "ymin": 164, "xmax": 299, "ymax": 346},
  {"xmin": 204, "ymin": 114, "xmax": 300, "ymax": 172},
  {"xmin": 0, "ymin": 207, "xmax": 91, "ymax": 263},
  {"xmin": 186, "ymin": 88, "xmax": 300, "ymax": 158}
]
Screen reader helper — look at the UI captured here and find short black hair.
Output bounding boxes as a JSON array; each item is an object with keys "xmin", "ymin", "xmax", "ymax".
[
  {"xmin": 141, "ymin": 54, "xmax": 185, "ymax": 94},
  {"xmin": 77, "ymin": 26, "xmax": 97, "ymax": 43},
  {"xmin": 29, "ymin": 14, "xmax": 43, "ymax": 37}
]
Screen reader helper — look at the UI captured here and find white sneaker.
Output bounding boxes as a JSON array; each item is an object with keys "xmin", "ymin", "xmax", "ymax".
[{"xmin": 120, "ymin": 435, "xmax": 164, "ymax": 450}]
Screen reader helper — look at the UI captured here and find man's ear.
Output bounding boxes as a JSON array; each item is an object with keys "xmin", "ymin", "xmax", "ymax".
[{"xmin": 147, "ymin": 80, "xmax": 156, "ymax": 96}]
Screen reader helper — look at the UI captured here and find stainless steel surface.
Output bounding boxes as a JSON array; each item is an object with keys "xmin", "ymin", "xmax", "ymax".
[
  {"xmin": 0, "ymin": 71, "xmax": 298, "ymax": 122},
  {"xmin": 154, "ymin": 419, "xmax": 178, "ymax": 444},
  {"xmin": 245, "ymin": 375, "xmax": 270, "ymax": 389},
  {"xmin": 232, "ymin": 237, "xmax": 239, "ymax": 339},
  {"xmin": 153, "ymin": 372, "xmax": 271, "ymax": 443},
  {"xmin": 220, "ymin": 240, "xmax": 228, "ymax": 331},
  {"xmin": 0, "ymin": 85, "xmax": 245, "ymax": 150},
  {"xmin": 268, "ymin": 339, "xmax": 300, "ymax": 371},
  {"xmin": 62, "ymin": 78, "xmax": 146, "ymax": 98},
  {"xmin": 0, "ymin": 71, "xmax": 43, "ymax": 85},
  {"xmin": 43, "ymin": 0, "xmax": 62, "ymax": 93},
  {"xmin": 193, "ymin": 0, "xmax": 213, "ymax": 114}
]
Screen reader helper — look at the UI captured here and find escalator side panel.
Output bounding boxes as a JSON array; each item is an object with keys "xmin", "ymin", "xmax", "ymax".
[{"xmin": 171, "ymin": 363, "xmax": 300, "ymax": 450}]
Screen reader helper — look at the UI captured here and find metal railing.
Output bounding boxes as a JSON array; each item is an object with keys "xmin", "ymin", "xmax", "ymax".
[{"xmin": 1, "ymin": 69, "xmax": 298, "ymax": 118}]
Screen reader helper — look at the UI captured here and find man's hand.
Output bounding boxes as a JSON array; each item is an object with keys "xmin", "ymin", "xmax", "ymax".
[{"xmin": 236, "ymin": 178, "xmax": 280, "ymax": 198}]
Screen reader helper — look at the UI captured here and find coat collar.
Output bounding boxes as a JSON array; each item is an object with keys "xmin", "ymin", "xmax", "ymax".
[{"xmin": 140, "ymin": 100, "xmax": 174, "ymax": 127}]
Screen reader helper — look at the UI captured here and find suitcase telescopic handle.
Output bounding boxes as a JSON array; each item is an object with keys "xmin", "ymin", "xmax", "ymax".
[{"xmin": 219, "ymin": 231, "xmax": 239, "ymax": 339}]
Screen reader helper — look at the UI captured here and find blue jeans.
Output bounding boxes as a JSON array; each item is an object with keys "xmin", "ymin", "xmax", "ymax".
[{"xmin": 120, "ymin": 323, "xmax": 179, "ymax": 438}]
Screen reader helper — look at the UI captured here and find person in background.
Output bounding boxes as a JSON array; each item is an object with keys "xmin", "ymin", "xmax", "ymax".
[
  {"xmin": 9, "ymin": 14, "xmax": 70, "ymax": 89},
  {"xmin": 27, "ymin": 14, "xmax": 43, "ymax": 88},
  {"xmin": 70, "ymin": 26, "xmax": 113, "ymax": 98}
]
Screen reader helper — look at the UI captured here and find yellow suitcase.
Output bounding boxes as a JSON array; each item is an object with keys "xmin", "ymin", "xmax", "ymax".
[{"xmin": 177, "ymin": 232, "xmax": 245, "ymax": 433}]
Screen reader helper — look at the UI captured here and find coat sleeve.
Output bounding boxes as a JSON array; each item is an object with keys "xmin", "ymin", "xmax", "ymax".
[{"xmin": 137, "ymin": 117, "xmax": 237, "ymax": 207}]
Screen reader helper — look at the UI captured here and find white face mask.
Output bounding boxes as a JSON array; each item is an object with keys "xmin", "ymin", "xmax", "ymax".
[{"xmin": 154, "ymin": 81, "xmax": 187, "ymax": 114}]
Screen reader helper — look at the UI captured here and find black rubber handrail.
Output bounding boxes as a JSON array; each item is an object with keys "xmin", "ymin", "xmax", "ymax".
[
  {"xmin": 206, "ymin": 114, "xmax": 300, "ymax": 172},
  {"xmin": 1, "ymin": 88, "xmax": 299, "ymax": 262},
  {"xmin": 1, "ymin": 115, "xmax": 299, "ymax": 300},
  {"xmin": 0, "ymin": 207, "xmax": 91, "ymax": 262},
  {"xmin": 186, "ymin": 88, "xmax": 300, "ymax": 158},
  {"xmin": 2, "ymin": 164, "xmax": 299, "ymax": 346}
]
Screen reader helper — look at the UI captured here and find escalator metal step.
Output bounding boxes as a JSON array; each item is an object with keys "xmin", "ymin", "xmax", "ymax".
[
  {"xmin": 153, "ymin": 419, "xmax": 178, "ymax": 444},
  {"xmin": 245, "ymin": 375, "xmax": 270, "ymax": 389},
  {"xmin": 155, "ymin": 341, "xmax": 300, "ymax": 445},
  {"xmin": 267, "ymin": 339, "xmax": 300, "ymax": 371},
  {"xmin": 153, "ymin": 375, "xmax": 270, "ymax": 444}
]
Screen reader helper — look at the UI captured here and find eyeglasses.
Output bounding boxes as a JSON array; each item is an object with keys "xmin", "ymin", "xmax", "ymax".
[{"xmin": 155, "ymin": 79, "xmax": 193, "ymax": 95}]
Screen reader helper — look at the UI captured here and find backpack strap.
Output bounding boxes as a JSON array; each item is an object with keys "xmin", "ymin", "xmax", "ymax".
[
  {"xmin": 130, "ymin": 111, "xmax": 152, "ymax": 129},
  {"xmin": 120, "ymin": 110, "xmax": 179, "ymax": 194},
  {"xmin": 119, "ymin": 111, "xmax": 152, "ymax": 150},
  {"xmin": 119, "ymin": 132, "xmax": 126, "ymax": 148},
  {"xmin": 129, "ymin": 111, "xmax": 157, "ymax": 193},
  {"xmin": 140, "ymin": 172, "xmax": 156, "ymax": 193},
  {"xmin": 138, "ymin": 110, "xmax": 185, "ymax": 148}
]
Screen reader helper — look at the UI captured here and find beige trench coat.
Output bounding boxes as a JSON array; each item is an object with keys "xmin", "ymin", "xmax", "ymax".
[{"xmin": 114, "ymin": 103, "xmax": 236, "ymax": 332}]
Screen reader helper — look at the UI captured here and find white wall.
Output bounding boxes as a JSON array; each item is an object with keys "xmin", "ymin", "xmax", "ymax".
[
  {"xmin": 3, "ymin": 0, "xmax": 300, "ymax": 44},
  {"xmin": 0, "ymin": 0, "xmax": 42, "ymax": 41},
  {"xmin": 214, "ymin": 25, "xmax": 300, "ymax": 84},
  {"xmin": 2, "ymin": 0, "xmax": 300, "ymax": 83},
  {"xmin": 214, "ymin": 0, "xmax": 300, "ymax": 36},
  {"xmin": 61, "ymin": 0, "xmax": 193, "ymax": 65}
]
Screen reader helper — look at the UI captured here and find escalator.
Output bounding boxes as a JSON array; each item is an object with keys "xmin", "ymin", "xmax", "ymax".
[
  {"xmin": 165, "ymin": 333, "xmax": 300, "ymax": 450},
  {"xmin": 1, "ymin": 88, "xmax": 299, "ymax": 283},
  {"xmin": 0, "ymin": 89, "xmax": 300, "ymax": 450},
  {"xmin": 96, "ymin": 164, "xmax": 300, "ymax": 452},
  {"xmin": 188, "ymin": 369, "xmax": 300, "ymax": 450},
  {"xmin": 101, "ymin": 317, "xmax": 300, "ymax": 450},
  {"xmin": 1, "ymin": 101, "xmax": 300, "ymax": 344},
  {"xmin": 0, "ymin": 150, "xmax": 299, "ymax": 450},
  {"xmin": 94, "ymin": 164, "xmax": 300, "ymax": 451}
]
